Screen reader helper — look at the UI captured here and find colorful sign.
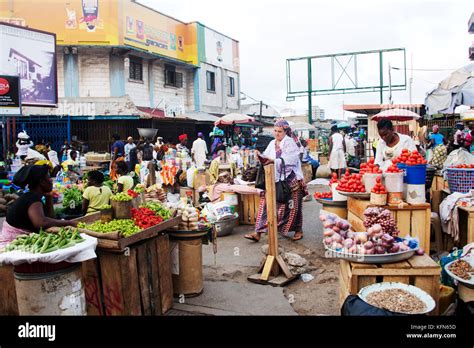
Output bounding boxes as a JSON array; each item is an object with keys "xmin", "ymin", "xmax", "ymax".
[
  {"xmin": 0, "ymin": 75, "xmax": 21, "ymax": 115},
  {"xmin": 0, "ymin": 23, "xmax": 57, "ymax": 107},
  {"xmin": 0, "ymin": 0, "xmax": 119, "ymax": 45},
  {"xmin": 122, "ymin": 1, "xmax": 198, "ymax": 65}
]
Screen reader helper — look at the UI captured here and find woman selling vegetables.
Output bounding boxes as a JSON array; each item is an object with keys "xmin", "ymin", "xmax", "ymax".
[
  {"xmin": 82, "ymin": 170, "xmax": 112, "ymax": 215},
  {"xmin": 0, "ymin": 165, "xmax": 78, "ymax": 248},
  {"xmin": 374, "ymin": 119, "xmax": 416, "ymax": 171}
]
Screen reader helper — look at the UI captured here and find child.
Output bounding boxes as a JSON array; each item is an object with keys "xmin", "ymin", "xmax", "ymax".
[
  {"xmin": 82, "ymin": 170, "xmax": 112, "ymax": 215},
  {"xmin": 116, "ymin": 161, "xmax": 134, "ymax": 193}
]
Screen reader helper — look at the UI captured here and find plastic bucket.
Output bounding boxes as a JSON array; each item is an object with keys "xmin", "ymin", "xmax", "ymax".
[
  {"xmin": 363, "ymin": 173, "xmax": 381, "ymax": 193},
  {"xmin": 370, "ymin": 192, "xmax": 387, "ymax": 205},
  {"xmin": 396, "ymin": 163, "xmax": 407, "ymax": 183},
  {"xmin": 388, "ymin": 192, "xmax": 403, "ymax": 205},
  {"xmin": 406, "ymin": 164, "xmax": 427, "ymax": 185},
  {"xmin": 384, "ymin": 172, "xmax": 404, "ymax": 193},
  {"xmin": 331, "ymin": 183, "xmax": 347, "ymax": 202},
  {"xmin": 406, "ymin": 184, "xmax": 426, "ymax": 204}
]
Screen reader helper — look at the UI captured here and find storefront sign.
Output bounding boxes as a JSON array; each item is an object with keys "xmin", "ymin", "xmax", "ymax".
[{"xmin": 0, "ymin": 75, "xmax": 21, "ymax": 115}]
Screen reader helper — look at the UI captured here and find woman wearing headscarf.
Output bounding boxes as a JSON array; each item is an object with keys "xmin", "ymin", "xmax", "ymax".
[
  {"xmin": 244, "ymin": 119, "xmax": 307, "ymax": 242},
  {"xmin": 428, "ymin": 125, "xmax": 447, "ymax": 170},
  {"xmin": 0, "ymin": 165, "xmax": 78, "ymax": 248}
]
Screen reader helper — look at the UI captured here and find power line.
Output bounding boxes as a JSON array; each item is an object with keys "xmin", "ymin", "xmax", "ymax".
[{"xmin": 392, "ymin": 67, "xmax": 457, "ymax": 72}]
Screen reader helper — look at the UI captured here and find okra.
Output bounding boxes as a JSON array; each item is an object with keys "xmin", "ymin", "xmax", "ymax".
[
  {"xmin": 40, "ymin": 235, "xmax": 51, "ymax": 253},
  {"xmin": 41, "ymin": 246, "xmax": 59, "ymax": 254},
  {"xmin": 60, "ymin": 241, "xmax": 76, "ymax": 249}
]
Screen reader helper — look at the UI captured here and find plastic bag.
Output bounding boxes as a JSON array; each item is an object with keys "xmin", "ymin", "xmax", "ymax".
[
  {"xmin": 443, "ymin": 149, "xmax": 474, "ymax": 170},
  {"xmin": 341, "ymin": 295, "xmax": 411, "ymax": 316}
]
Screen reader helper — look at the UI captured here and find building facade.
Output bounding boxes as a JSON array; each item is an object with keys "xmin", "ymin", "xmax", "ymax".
[{"xmin": 0, "ymin": 0, "xmax": 240, "ymax": 151}]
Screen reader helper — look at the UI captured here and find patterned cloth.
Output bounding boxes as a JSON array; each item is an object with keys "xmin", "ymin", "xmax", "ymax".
[
  {"xmin": 254, "ymin": 140, "xmax": 307, "ymax": 236},
  {"xmin": 429, "ymin": 144, "xmax": 447, "ymax": 170},
  {"xmin": 0, "ymin": 220, "xmax": 30, "ymax": 249}
]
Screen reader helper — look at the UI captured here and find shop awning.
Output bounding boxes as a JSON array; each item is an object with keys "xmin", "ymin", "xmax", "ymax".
[
  {"xmin": 136, "ymin": 107, "xmax": 165, "ymax": 118},
  {"xmin": 182, "ymin": 111, "xmax": 220, "ymax": 123}
]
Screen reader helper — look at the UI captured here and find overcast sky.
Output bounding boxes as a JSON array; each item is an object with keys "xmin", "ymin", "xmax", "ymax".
[{"xmin": 140, "ymin": 0, "xmax": 473, "ymax": 119}]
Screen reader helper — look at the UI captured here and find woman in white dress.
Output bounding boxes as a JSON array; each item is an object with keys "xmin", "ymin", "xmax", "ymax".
[{"xmin": 328, "ymin": 125, "xmax": 347, "ymax": 178}]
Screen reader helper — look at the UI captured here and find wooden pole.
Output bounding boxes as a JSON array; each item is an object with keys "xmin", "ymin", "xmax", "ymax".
[{"xmin": 263, "ymin": 164, "xmax": 279, "ymax": 278}]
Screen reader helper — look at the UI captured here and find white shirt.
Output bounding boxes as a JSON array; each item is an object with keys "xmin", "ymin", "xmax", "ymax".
[
  {"xmin": 124, "ymin": 143, "xmax": 136, "ymax": 162},
  {"xmin": 48, "ymin": 150, "xmax": 60, "ymax": 167},
  {"xmin": 374, "ymin": 133, "xmax": 417, "ymax": 170},
  {"xmin": 16, "ymin": 140, "xmax": 33, "ymax": 157},
  {"xmin": 345, "ymin": 135, "xmax": 356, "ymax": 156},
  {"xmin": 191, "ymin": 138, "xmax": 208, "ymax": 168},
  {"xmin": 263, "ymin": 135, "xmax": 303, "ymax": 182},
  {"xmin": 331, "ymin": 133, "xmax": 344, "ymax": 152}
]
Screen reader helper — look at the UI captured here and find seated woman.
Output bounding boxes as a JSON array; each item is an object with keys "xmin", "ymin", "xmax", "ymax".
[
  {"xmin": 0, "ymin": 165, "xmax": 78, "ymax": 248},
  {"xmin": 82, "ymin": 170, "xmax": 112, "ymax": 215},
  {"xmin": 116, "ymin": 161, "xmax": 134, "ymax": 193}
]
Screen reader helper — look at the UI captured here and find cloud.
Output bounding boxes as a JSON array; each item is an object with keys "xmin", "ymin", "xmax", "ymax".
[{"xmin": 139, "ymin": 0, "xmax": 474, "ymax": 118}]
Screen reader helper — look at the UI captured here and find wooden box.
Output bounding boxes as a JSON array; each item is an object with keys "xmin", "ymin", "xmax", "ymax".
[
  {"xmin": 82, "ymin": 233, "xmax": 173, "ymax": 316},
  {"xmin": 339, "ymin": 254, "xmax": 441, "ymax": 315},
  {"xmin": 347, "ymin": 197, "xmax": 431, "ymax": 251},
  {"xmin": 239, "ymin": 192, "xmax": 261, "ymax": 225},
  {"xmin": 0, "ymin": 265, "xmax": 18, "ymax": 315}
]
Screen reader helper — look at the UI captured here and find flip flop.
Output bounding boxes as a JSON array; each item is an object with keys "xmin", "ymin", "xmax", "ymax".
[
  {"xmin": 292, "ymin": 233, "xmax": 303, "ymax": 241},
  {"xmin": 244, "ymin": 234, "xmax": 260, "ymax": 242}
]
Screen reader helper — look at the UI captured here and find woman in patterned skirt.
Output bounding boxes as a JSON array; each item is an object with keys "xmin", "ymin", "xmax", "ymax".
[{"xmin": 244, "ymin": 119, "xmax": 307, "ymax": 242}]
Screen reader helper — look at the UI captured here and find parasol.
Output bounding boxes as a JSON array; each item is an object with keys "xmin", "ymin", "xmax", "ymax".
[
  {"xmin": 214, "ymin": 113, "xmax": 257, "ymax": 126},
  {"xmin": 371, "ymin": 108, "xmax": 420, "ymax": 122},
  {"xmin": 337, "ymin": 122, "xmax": 350, "ymax": 129}
]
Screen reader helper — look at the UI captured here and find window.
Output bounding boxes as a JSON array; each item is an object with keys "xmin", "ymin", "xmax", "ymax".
[
  {"xmin": 129, "ymin": 57, "xmax": 143, "ymax": 81},
  {"xmin": 206, "ymin": 71, "xmax": 215, "ymax": 92},
  {"xmin": 228, "ymin": 77, "xmax": 235, "ymax": 96},
  {"xmin": 164, "ymin": 64, "xmax": 183, "ymax": 88}
]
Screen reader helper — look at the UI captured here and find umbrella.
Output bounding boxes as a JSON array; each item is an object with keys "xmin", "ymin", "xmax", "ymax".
[
  {"xmin": 371, "ymin": 108, "xmax": 420, "ymax": 122},
  {"xmin": 337, "ymin": 122, "xmax": 350, "ymax": 129},
  {"xmin": 214, "ymin": 113, "xmax": 256, "ymax": 126}
]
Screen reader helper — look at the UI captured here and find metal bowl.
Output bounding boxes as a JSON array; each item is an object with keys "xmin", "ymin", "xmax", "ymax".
[
  {"xmin": 215, "ymin": 216, "xmax": 239, "ymax": 237},
  {"xmin": 336, "ymin": 190, "xmax": 370, "ymax": 199},
  {"xmin": 137, "ymin": 128, "xmax": 158, "ymax": 140},
  {"xmin": 324, "ymin": 245, "xmax": 417, "ymax": 264},
  {"xmin": 315, "ymin": 198, "xmax": 347, "ymax": 207}
]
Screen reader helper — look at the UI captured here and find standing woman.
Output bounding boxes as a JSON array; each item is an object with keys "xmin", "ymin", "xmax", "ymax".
[
  {"xmin": 244, "ymin": 119, "xmax": 306, "ymax": 242},
  {"xmin": 0, "ymin": 165, "xmax": 78, "ymax": 248},
  {"xmin": 328, "ymin": 125, "xmax": 347, "ymax": 178},
  {"xmin": 109, "ymin": 134, "xmax": 125, "ymax": 181}
]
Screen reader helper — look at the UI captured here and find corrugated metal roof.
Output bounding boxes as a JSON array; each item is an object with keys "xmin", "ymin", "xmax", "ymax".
[{"xmin": 183, "ymin": 111, "xmax": 220, "ymax": 123}]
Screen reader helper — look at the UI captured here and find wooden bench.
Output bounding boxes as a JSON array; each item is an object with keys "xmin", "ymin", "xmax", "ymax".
[{"xmin": 339, "ymin": 254, "xmax": 441, "ymax": 315}]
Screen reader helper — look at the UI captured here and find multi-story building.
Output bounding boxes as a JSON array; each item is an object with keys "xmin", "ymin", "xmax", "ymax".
[
  {"xmin": 469, "ymin": 12, "xmax": 474, "ymax": 60},
  {"xmin": 0, "ymin": 0, "xmax": 240, "ymax": 151}
]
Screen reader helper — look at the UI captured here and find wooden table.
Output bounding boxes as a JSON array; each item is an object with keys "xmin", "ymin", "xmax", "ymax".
[
  {"xmin": 340, "ymin": 254, "xmax": 441, "ymax": 315},
  {"xmin": 440, "ymin": 188, "xmax": 474, "ymax": 247},
  {"xmin": 347, "ymin": 197, "xmax": 431, "ymax": 251}
]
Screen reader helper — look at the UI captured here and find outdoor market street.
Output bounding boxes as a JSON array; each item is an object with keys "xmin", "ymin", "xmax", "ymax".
[{"xmin": 173, "ymin": 185, "xmax": 341, "ymax": 316}]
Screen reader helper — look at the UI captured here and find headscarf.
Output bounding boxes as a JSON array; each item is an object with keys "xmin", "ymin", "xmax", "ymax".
[
  {"xmin": 13, "ymin": 164, "xmax": 49, "ymax": 189},
  {"xmin": 197, "ymin": 132, "xmax": 204, "ymax": 138},
  {"xmin": 274, "ymin": 118, "xmax": 302, "ymax": 148},
  {"xmin": 178, "ymin": 134, "xmax": 188, "ymax": 142}
]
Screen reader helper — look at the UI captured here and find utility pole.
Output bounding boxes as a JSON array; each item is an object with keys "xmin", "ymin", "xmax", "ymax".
[
  {"xmin": 307, "ymin": 58, "xmax": 313, "ymax": 124},
  {"xmin": 409, "ymin": 53, "xmax": 413, "ymax": 104},
  {"xmin": 389, "ymin": 63, "xmax": 393, "ymax": 105},
  {"xmin": 259, "ymin": 100, "xmax": 263, "ymax": 123}
]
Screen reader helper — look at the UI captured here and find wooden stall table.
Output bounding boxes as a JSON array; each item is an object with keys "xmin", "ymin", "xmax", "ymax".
[
  {"xmin": 430, "ymin": 174, "xmax": 449, "ymax": 213},
  {"xmin": 440, "ymin": 188, "xmax": 474, "ymax": 248},
  {"xmin": 316, "ymin": 198, "xmax": 347, "ymax": 219},
  {"xmin": 80, "ymin": 166, "xmax": 102, "ymax": 172},
  {"xmin": 339, "ymin": 254, "xmax": 441, "ymax": 315},
  {"xmin": 77, "ymin": 213, "xmax": 181, "ymax": 316},
  {"xmin": 238, "ymin": 185, "xmax": 261, "ymax": 225},
  {"xmin": 301, "ymin": 162, "xmax": 313, "ymax": 183},
  {"xmin": 347, "ymin": 197, "xmax": 431, "ymax": 252},
  {"xmin": 85, "ymin": 159, "xmax": 111, "ymax": 168}
]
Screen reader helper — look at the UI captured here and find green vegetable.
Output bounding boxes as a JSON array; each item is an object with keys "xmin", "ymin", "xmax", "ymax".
[
  {"xmin": 111, "ymin": 193, "xmax": 133, "ymax": 202},
  {"xmin": 62, "ymin": 187, "xmax": 83, "ymax": 209},
  {"xmin": 98, "ymin": 204, "xmax": 112, "ymax": 210},
  {"xmin": 79, "ymin": 219, "xmax": 141, "ymax": 237},
  {"xmin": 140, "ymin": 202, "xmax": 172, "ymax": 220},
  {"xmin": 3, "ymin": 228, "xmax": 85, "ymax": 254}
]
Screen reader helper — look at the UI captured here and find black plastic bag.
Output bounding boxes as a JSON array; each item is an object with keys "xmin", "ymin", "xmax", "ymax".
[
  {"xmin": 275, "ymin": 158, "xmax": 291, "ymax": 204},
  {"xmin": 341, "ymin": 295, "xmax": 409, "ymax": 316},
  {"xmin": 255, "ymin": 164, "xmax": 265, "ymax": 190}
]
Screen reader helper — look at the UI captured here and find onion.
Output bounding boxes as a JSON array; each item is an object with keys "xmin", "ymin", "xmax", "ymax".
[
  {"xmin": 364, "ymin": 241, "xmax": 374, "ymax": 250},
  {"xmin": 415, "ymin": 248, "xmax": 425, "ymax": 256},
  {"xmin": 331, "ymin": 234, "xmax": 343, "ymax": 243},
  {"xmin": 388, "ymin": 244, "xmax": 400, "ymax": 253},
  {"xmin": 340, "ymin": 222, "xmax": 350, "ymax": 231},
  {"xmin": 332, "ymin": 226, "xmax": 341, "ymax": 233},
  {"xmin": 375, "ymin": 245, "xmax": 386, "ymax": 254},
  {"xmin": 399, "ymin": 244, "xmax": 409, "ymax": 251},
  {"xmin": 348, "ymin": 245, "xmax": 357, "ymax": 254},
  {"xmin": 323, "ymin": 229, "xmax": 334, "ymax": 237},
  {"xmin": 355, "ymin": 233, "xmax": 368, "ymax": 244},
  {"xmin": 343, "ymin": 238, "xmax": 354, "ymax": 248},
  {"xmin": 323, "ymin": 221, "xmax": 335, "ymax": 229},
  {"xmin": 346, "ymin": 231, "xmax": 355, "ymax": 239},
  {"xmin": 320, "ymin": 215, "xmax": 327, "ymax": 222},
  {"xmin": 365, "ymin": 248, "xmax": 375, "ymax": 255},
  {"xmin": 372, "ymin": 224, "xmax": 382, "ymax": 233},
  {"xmin": 324, "ymin": 237, "xmax": 332, "ymax": 246}
]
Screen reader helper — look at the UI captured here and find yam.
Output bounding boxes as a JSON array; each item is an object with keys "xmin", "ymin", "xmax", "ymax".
[
  {"xmin": 0, "ymin": 204, "xmax": 7, "ymax": 211},
  {"xmin": 6, "ymin": 200, "xmax": 15, "ymax": 206},
  {"xmin": 0, "ymin": 198, "xmax": 6, "ymax": 205}
]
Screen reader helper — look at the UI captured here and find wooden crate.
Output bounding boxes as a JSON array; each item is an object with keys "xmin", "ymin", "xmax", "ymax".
[
  {"xmin": 339, "ymin": 254, "xmax": 441, "ymax": 315},
  {"xmin": 239, "ymin": 192, "xmax": 261, "ymax": 225},
  {"xmin": 0, "ymin": 265, "xmax": 18, "ymax": 315},
  {"xmin": 347, "ymin": 197, "xmax": 431, "ymax": 251},
  {"xmin": 82, "ymin": 233, "xmax": 173, "ymax": 316}
]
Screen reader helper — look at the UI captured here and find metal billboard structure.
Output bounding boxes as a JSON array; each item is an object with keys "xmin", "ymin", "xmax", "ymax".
[{"xmin": 286, "ymin": 48, "xmax": 407, "ymax": 123}]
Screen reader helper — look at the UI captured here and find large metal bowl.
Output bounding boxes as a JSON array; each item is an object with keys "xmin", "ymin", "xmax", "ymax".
[
  {"xmin": 324, "ymin": 245, "xmax": 417, "ymax": 264},
  {"xmin": 215, "ymin": 216, "xmax": 239, "ymax": 237},
  {"xmin": 137, "ymin": 128, "xmax": 158, "ymax": 139}
]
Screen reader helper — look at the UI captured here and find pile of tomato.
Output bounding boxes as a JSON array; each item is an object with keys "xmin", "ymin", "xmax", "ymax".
[
  {"xmin": 392, "ymin": 149, "xmax": 427, "ymax": 166},
  {"xmin": 314, "ymin": 191, "xmax": 333, "ymax": 199},
  {"xmin": 451, "ymin": 164, "xmax": 474, "ymax": 169},
  {"xmin": 385, "ymin": 163, "xmax": 403, "ymax": 173},
  {"xmin": 360, "ymin": 158, "xmax": 382, "ymax": 174},
  {"xmin": 371, "ymin": 176, "xmax": 387, "ymax": 194},
  {"xmin": 131, "ymin": 207, "xmax": 164, "ymax": 229},
  {"xmin": 337, "ymin": 170, "xmax": 365, "ymax": 192},
  {"xmin": 329, "ymin": 173, "xmax": 338, "ymax": 185},
  {"xmin": 128, "ymin": 189, "xmax": 139, "ymax": 198}
]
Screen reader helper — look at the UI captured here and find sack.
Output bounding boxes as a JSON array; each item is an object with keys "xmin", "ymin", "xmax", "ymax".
[
  {"xmin": 341, "ymin": 295, "xmax": 408, "ymax": 316},
  {"xmin": 255, "ymin": 164, "xmax": 266, "ymax": 190},
  {"xmin": 276, "ymin": 158, "xmax": 291, "ymax": 204}
]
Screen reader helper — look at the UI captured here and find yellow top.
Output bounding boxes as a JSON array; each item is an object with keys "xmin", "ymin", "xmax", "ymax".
[
  {"xmin": 118, "ymin": 175, "xmax": 134, "ymax": 192},
  {"xmin": 83, "ymin": 185, "xmax": 112, "ymax": 215}
]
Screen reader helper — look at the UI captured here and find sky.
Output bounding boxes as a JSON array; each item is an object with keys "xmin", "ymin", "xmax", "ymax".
[{"xmin": 140, "ymin": 0, "xmax": 474, "ymax": 119}]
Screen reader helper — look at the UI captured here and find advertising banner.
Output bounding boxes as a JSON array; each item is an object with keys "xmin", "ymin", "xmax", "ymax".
[
  {"xmin": 0, "ymin": 23, "xmax": 57, "ymax": 106},
  {"xmin": 204, "ymin": 28, "xmax": 239, "ymax": 72},
  {"xmin": 0, "ymin": 75, "xmax": 21, "ymax": 115}
]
